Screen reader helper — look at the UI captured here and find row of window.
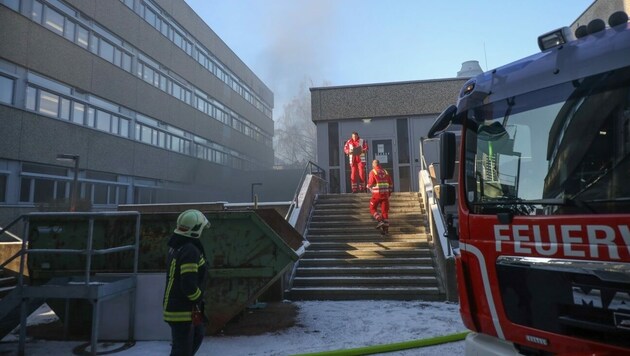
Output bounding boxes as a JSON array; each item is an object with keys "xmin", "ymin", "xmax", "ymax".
[
  {"xmin": 20, "ymin": 0, "xmax": 273, "ymax": 147},
  {"xmin": 32, "ymin": 0, "xmax": 133, "ymax": 73},
  {"xmin": 19, "ymin": 176, "xmax": 128, "ymax": 205},
  {"xmin": 25, "ymin": 86, "xmax": 131, "ymax": 138},
  {"xmin": 121, "ymin": 0, "xmax": 273, "ymax": 118},
  {"xmin": 20, "ymin": 81, "xmax": 253, "ymax": 169},
  {"xmin": 0, "ymin": 169, "xmax": 159, "ymax": 206},
  {"xmin": 136, "ymin": 59, "xmax": 271, "ymax": 146}
]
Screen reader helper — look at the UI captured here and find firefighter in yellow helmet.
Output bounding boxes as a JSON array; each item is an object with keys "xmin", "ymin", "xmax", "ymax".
[{"xmin": 163, "ymin": 209, "xmax": 210, "ymax": 355}]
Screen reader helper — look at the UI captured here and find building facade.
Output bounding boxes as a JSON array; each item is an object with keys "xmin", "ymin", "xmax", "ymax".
[
  {"xmin": 311, "ymin": 76, "xmax": 469, "ymax": 194},
  {"xmin": 0, "ymin": 0, "xmax": 276, "ymax": 221}
]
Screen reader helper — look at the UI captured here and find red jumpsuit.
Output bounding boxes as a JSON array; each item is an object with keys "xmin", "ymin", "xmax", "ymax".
[
  {"xmin": 343, "ymin": 136, "xmax": 368, "ymax": 192},
  {"xmin": 368, "ymin": 165, "xmax": 393, "ymax": 222}
]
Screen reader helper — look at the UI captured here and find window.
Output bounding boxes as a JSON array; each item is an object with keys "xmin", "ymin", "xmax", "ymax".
[
  {"xmin": 96, "ymin": 110, "xmax": 111, "ymax": 132},
  {"xmin": 328, "ymin": 122, "xmax": 339, "ymax": 166},
  {"xmin": 118, "ymin": 186, "xmax": 127, "ymax": 204},
  {"xmin": 77, "ymin": 26, "xmax": 89, "ymax": 49},
  {"xmin": 0, "ymin": 76, "xmax": 14, "ymax": 105},
  {"xmin": 43, "ymin": 6, "xmax": 64, "ymax": 35},
  {"xmin": 56, "ymin": 181, "xmax": 67, "ymax": 200},
  {"xmin": 60, "ymin": 98, "xmax": 70, "ymax": 120},
  {"xmin": 143, "ymin": 65, "xmax": 154, "ymax": 84},
  {"xmin": 38, "ymin": 91, "xmax": 59, "ymax": 117},
  {"xmin": 25, "ymin": 86, "xmax": 37, "ymax": 110},
  {"xmin": 2, "ymin": 0, "xmax": 19, "ymax": 11},
  {"xmin": 0, "ymin": 175, "xmax": 6, "ymax": 202},
  {"xmin": 120, "ymin": 118, "xmax": 129, "ymax": 137},
  {"xmin": 396, "ymin": 118, "xmax": 410, "ymax": 164},
  {"xmin": 87, "ymin": 107, "xmax": 95, "ymax": 127},
  {"xmin": 33, "ymin": 178, "xmax": 55, "ymax": 203},
  {"xmin": 93, "ymin": 184, "xmax": 108, "ymax": 204},
  {"xmin": 19, "ymin": 178, "xmax": 31, "ymax": 202},
  {"xmin": 121, "ymin": 0, "xmax": 133, "ymax": 10},
  {"xmin": 145, "ymin": 7, "xmax": 156, "ymax": 27},
  {"xmin": 113, "ymin": 48, "xmax": 122, "ymax": 67},
  {"xmin": 111, "ymin": 115, "xmax": 119, "ymax": 134},
  {"xmin": 122, "ymin": 53, "xmax": 132, "ymax": 72},
  {"xmin": 99, "ymin": 39, "xmax": 115, "ymax": 63},
  {"xmin": 32, "ymin": 1, "xmax": 43, "ymax": 22},
  {"xmin": 72, "ymin": 102, "xmax": 85, "ymax": 124},
  {"xmin": 63, "ymin": 19, "xmax": 75, "ymax": 41}
]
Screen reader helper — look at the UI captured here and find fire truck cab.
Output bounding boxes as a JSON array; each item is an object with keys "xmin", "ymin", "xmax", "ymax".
[{"xmin": 430, "ymin": 11, "xmax": 630, "ymax": 355}]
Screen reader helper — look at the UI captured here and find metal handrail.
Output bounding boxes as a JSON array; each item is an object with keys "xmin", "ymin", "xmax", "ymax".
[
  {"xmin": 15, "ymin": 211, "xmax": 142, "ymax": 288},
  {"xmin": 285, "ymin": 161, "xmax": 328, "ymax": 220}
]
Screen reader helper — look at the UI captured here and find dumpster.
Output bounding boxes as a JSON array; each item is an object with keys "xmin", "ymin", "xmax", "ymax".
[{"xmin": 26, "ymin": 207, "xmax": 303, "ymax": 335}]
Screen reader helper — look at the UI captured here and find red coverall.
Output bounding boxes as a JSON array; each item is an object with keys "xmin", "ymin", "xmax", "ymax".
[
  {"xmin": 343, "ymin": 136, "xmax": 368, "ymax": 192},
  {"xmin": 368, "ymin": 165, "xmax": 393, "ymax": 222}
]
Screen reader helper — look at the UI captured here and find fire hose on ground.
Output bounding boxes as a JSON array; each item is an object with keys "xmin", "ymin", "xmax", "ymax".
[{"xmin": 292, "ymin": 331, "xmax": 470, "ymax": 356}]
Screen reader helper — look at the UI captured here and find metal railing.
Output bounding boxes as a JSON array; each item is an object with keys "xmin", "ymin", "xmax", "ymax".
[
  {"xmin": 419, "ymin": 138, "xmax": 460, "ymax": 301},
  {"xmin": 15, "ymin": 211, "xmax": 141, "ymax": 288},
  {"xmin": 13, "ymin": 211, "xmax": 142, "ymax": 356},
  {"xmin": 285, "ymin": 161, "xmax": 328, "ymax": 220}
]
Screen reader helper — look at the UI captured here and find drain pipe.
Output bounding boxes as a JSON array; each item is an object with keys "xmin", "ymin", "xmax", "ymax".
[{"xmin": 292, "ymin": 331, "xmax": 469, "ymax": 356}]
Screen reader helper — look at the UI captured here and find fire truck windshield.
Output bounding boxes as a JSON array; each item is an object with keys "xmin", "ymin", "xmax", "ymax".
[{"xmin": 464, "ymin": 65, "xmax": 630, "ymax": 215}]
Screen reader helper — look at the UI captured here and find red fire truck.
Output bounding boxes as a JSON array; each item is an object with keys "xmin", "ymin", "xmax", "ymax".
[{"xmin": 430, "ymin": 12, "xmax": 630, "ymax": 355}]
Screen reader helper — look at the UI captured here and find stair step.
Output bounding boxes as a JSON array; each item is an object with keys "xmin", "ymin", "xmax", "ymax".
[
  {"xmin": 303, "ymin": 249, "xmax": 431, "ymax": 259},
  {"xmin": 311, "ymin": 212, "xmax": 424, "ymax": 219},
  {"xmin": 317, "ymin": 194, "xmax": 420, "ymax": 201},
  {"xmin": 308, "ymin": 241, "xmax": 429, "ymax": 250},
  {"xmin": 292, "ymin": 276, "xmax": 437, "ymax": 287},
  {"xmin": 308, "ymin": 221, "xmax": 426, "ymax": 229},
  {"xmin": 296, "ymin": 266, "xmax": 437, "ymax": 277},
  {"xmin": 307, "ymin": 227, "xmax": 427, "ymax": 235},
  {"xmin": 306, "ymin": 233, "xmax": 428, "ymax": 242},
  {"xmin": 315, "ymin": 203, "xmax": 423, "ymax": 210},
  {"xmin": 298, "ymin": 257, "xmax": 433, "ymax": 267},
  {"xmin": 287, "ymin": 287, "xmax": 443, "ymax": 301}
]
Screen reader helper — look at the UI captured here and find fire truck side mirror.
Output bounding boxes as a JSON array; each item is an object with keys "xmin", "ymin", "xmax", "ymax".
[{"xmin": 439, "ymin": 132, "xmax": 456, "ymax": 180}]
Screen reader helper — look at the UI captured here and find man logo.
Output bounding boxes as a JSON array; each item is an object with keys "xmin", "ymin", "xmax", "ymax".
[{"xmin": 572, "ymin": 286, "xmax": 630, "ymax": 312}]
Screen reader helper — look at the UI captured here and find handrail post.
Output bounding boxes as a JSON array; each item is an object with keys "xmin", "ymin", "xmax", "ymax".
[
  {"xmin": 17, "ymin": 216, "xmax": 28, "ymax": 288},
  {"xmin": 85, "ymin": 217, "xmax": 94, "ymax": 285}
]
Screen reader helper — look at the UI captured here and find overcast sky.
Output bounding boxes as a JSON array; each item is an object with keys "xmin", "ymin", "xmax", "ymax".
[{"xmin": 185, "ymin": 0, "xmax": 594, "ymax": 116}]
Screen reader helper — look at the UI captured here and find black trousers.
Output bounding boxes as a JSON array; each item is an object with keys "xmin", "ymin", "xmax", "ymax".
[{"xmin": 168, "ymin": 321, "xmax": 205, "ymax": 356}]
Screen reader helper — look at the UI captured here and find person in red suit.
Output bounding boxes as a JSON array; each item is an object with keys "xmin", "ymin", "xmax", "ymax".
[
  {"xmin": 367, "ymin": 159, "xmax": 393, "ymax": 234},
  {"xmin": 343, "ymin": 132, "xmax": 369, "ymax": 193}
]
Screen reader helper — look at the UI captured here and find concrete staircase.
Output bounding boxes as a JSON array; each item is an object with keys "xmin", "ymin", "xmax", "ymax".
[{"xmin": 288, "ymin": 192, "xmax": 443, "ymax": 301}]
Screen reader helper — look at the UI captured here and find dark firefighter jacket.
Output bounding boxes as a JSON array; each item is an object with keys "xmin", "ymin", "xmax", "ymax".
[{"xmin": 163, "ymin": 233, "xmax": 208, "ymax": 323}]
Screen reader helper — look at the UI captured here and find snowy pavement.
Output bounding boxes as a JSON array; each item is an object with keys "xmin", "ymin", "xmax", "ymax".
[{"xmin": 1, "ymin": 300, "xmax": 466, "ymax": 355}]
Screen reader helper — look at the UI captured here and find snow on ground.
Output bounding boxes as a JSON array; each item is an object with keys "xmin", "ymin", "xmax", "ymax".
[{"xmin": 1, "ymin": 300, "xmax": 466, "ymax": 355}]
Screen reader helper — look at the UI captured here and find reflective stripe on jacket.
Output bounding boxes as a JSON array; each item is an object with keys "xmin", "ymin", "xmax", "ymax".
[
  {"xmin": 163, "ymin": 234, "xmax": 208, "ymax": 323},
  {"xmin": 368, "ymin": 167, "xmax": 392, "ymax": 194}
]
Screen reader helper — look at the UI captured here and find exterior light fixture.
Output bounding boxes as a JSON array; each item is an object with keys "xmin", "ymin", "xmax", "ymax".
[
  {"xmin": 538, "ymin": 27, "xmax": 573, "ymax": 51},
  {"xmin": 362, "ymin": 118, "xmax": 372, "ymax": 123}
]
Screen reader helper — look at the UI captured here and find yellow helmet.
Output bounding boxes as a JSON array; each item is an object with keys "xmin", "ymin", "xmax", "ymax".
[{"xmin": 174, "ymin": 209, "xmax": 210, "ymax": 238}]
